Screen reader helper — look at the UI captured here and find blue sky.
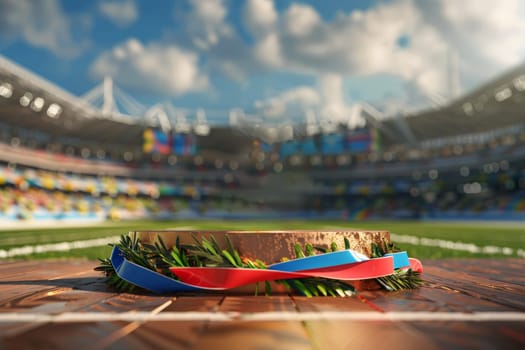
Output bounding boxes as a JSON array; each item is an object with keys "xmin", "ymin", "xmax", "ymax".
[{"xmin": 1, "ymin": 0, "xmax": 525, "ymax": 126}]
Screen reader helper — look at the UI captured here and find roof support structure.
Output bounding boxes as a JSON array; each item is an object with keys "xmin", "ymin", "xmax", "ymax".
[
  {"xmin": 358, "ymin": 103, "xmax": 407, "ymax": 142},
  {"xmin": 102, "ymin": 76, "xmax": 116, "ymax": 116},
  {"xmin": 144, "ymin": 104, "xmax": 172, "ymax": 132},
  {"xmin": 391, "ymin": 115, "xmax": 418, "ymax": 145}
]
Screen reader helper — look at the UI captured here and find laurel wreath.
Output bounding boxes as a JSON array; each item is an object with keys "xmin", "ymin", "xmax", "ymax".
[{"xmin": 95, "ymin": 232, "xmax": 423, "ymax": 297}]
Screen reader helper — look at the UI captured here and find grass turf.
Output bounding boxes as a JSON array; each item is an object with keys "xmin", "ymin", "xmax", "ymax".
[{"xmin": 1, "ymin": 219, "xmax": 524, "ymax": 260}]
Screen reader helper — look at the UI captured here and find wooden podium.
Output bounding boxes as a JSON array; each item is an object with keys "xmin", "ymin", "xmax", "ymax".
[{"xmin": 134, "ymin": 229, "xmax": 390, "ymax": 263}]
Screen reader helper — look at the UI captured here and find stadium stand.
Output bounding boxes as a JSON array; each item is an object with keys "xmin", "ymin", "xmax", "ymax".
[{"xmin": 1, "ymin": 54, "xmax": 525, "ymax": 224}]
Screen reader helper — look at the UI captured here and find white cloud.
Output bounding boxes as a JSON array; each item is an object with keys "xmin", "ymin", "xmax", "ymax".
[
  {"xmin": 245, "ymin": 0, "xmax": 525, "ymax": 102},
  {"xmin": 90, "ymin": 38, "xmax": 209, "ymax": 96},
  {"xmin": 244, "ymin": 0, "xmax": 278, "ymax": 37},
  {"xmin": 251, "ymin": 74, "xmax": 366, "ymax": 128},
  {"xmin": 184, "ymin": 0, "xmax": 232, "ymax": 50},
  {"xmin": 0, "ymin": 0, "xmax": 87, "ymax": 58},
  {"xmin": 254, "ymin": 33, "xmax": 284, "ymax": 68},
  {"xmin": 284, "ymin": 3, "xmax": 320, "ymax": 37},
  {"xmin": 254, "ymin": 86, "xmax": 320, "ymax": 118},
  {"xmin": 250, "ymin": 0, "xmax": 447, "ymax": 97},
  {"xmin": 179, "ymin": 0, "xmax": 263, "ymax": 83},
  {"xmin": 415, "ymin": 0, "xmax": 525, "ymax": 84},
  {"xmin": 98, "ymin": 0, "xmax": 138, "ymax": 27}
]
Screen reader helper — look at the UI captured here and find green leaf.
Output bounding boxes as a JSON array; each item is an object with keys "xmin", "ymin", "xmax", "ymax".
[
  {"xmin": 291, "ymin": 280, "xmax": 312, "ymax": 297},
  {"xmin": 376, "ymin": 269, "xmax": 424, "ymax": 291},
  {"xmin": 265, "ymin": 281, "xmax": 272, "ymax": 296},
  {"xmin": 169, "ymin": 246, "xmax": 187, "ymax": 267},
  {"xmin": 305, "ymin": 243, "xmax": 315, "ymax": 256},
  {"xmin": 233, "ymin": 250, "xmax": 243, "ymax": 267},
  {"xmin": 254, "ymin": 259, "xmax": 267, "ymax": 269},
  {"xmin": 294, "ymin": 243, "xmax": 305, "ymax": 258},
  {"xmin": 221, "ymin": 249, "xmax": 239, "ymax": 267},
  {"xmin": 316, "ymin": 283, "xmax": 328, "ymax": 296},
  {"xmin": 334, "ymin": 288, "xmax": 346, "ymax": 297},
  {"xmin": 344, "ymin": 237, "xmax": 350, "ymax": 250},
  {"xmin": 244, "ymin": 259, "xmax": 256, "ymax": 268},
  {"xmin": 314, "ymin": 246, "xmax": 327, "ymax": 253},
  {"xmin": 201, "ymin": 238, "xmax": 218, "ymax": 255},
  {"xmin": 98, "ymin": 233, "xmax": 421, "ymax": 297},
  {"xmin": 190, "ymin": 250, "xmax": 223, "ymax": 265}
]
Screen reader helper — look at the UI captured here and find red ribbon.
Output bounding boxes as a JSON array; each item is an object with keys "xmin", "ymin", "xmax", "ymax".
[
  {"xmin": 408, "ymin": 258, "xmax": 423, "ymax": 273},
  {"xmin": 169, "ymin": 256, "xmax": 395, "ymax": 289}
]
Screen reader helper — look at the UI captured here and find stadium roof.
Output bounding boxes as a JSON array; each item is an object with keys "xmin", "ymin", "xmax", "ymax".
[
  {"xmin": 1, "ymin": 53, "xmax": 525, "ymax": 149},
  {"xmin": 382, "ymin": 62, "xmax": 525, "ymax": 144},
  {"xmin": 0, "ymin": 55, "xmax": 147, "ymax": 145}
]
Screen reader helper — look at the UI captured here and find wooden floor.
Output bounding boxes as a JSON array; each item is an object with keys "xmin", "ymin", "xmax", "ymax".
[{"xmin": 0, "ymin": 259, "xmax": 524, "ymax": 350}]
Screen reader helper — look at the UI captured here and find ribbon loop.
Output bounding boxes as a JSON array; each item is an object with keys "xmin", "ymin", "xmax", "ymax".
[
  {"xmin": 109, "ymin": 245, "xmax": 421, "ymax": 293},
  {"xmin": 110, "ymin": 246, "xmax": 208, "ymax": 293}
]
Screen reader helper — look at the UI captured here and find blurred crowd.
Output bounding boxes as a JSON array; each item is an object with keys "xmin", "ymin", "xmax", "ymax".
[{"xmin": 1, "ymin": 123, "xmax": 525, "ymax": 223}]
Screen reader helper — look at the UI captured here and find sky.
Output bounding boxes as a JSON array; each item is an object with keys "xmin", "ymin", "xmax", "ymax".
[{"xmin": 1, "ymin": 0, "xmax": 525, "ymax": 127}]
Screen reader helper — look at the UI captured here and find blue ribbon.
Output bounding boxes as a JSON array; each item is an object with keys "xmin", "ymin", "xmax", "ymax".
[
  {"xmin": 110, "ymin": 245, "xmax": 412, "ymax": 293},
  {"xmin": 110, "ymin": 246, "xmax": 204, "ymax": 293},
  {"xmin": 385, "ymin": 251, "xmax": 410, "ymax": 269},
  {"xmin": 269, "ymin": 249, "xmax": 369, "ymax": 272}
]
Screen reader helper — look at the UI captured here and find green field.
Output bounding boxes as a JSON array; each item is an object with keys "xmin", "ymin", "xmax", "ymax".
[{"xmin": 1, "ymin": 219, "xmax": 524, "ymax": 261}]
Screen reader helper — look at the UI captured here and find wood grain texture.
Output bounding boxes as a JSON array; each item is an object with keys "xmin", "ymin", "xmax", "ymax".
[{"xmin": 0, "ymin": 258, "xmax": 523, "ymax": 350}]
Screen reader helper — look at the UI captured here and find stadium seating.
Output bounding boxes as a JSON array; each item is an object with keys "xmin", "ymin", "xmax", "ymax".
[
  {"xmin": 1, "ymin": 123, "xmax": 524, "ymax": 224},
  {"xmin": 1, "ymin": 52, "xmax": 525, "ymax": 224}
]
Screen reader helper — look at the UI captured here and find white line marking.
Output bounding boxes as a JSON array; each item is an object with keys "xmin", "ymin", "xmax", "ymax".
[
  {"xmin": 0, "ymin": 311, "xmax": 524, "ymax": 323},
  {"xmin": 0, "ymin": 236, "xmax": 121, "ymax": 258},
  {"xmin": 390, "ymin": 233, "xmax": 525, "ymax": 258},
  {"xmin": 0, "ymin": 227, "xmax": 197, "ymax": 258},
  {"xmin": 0, "ymin": 234, "xmax": 525, "ymax": 259},
  {"xmin": 1, "ymin": 229, "xmax": 522, "ymax": 259}
]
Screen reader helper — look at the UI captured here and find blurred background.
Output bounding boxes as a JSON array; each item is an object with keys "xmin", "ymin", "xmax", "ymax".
[{"xmin": 0, "ymin": 1, "xmax": 524, "ymax": 260}]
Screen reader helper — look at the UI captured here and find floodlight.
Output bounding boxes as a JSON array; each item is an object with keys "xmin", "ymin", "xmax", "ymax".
[
  {"xmin": 463, "ymin": 182, "xmax": 482, "ymax": 194},
  {"xmin": 428, "ymin": 169, "xmax": 439, "ymax": 180},
  {"xmin": 214, "ymin": 159, "xmax": 223, "ymax": 169},
  {"xmin": 462, "ymin": 102, "xmax": 474, "ymax": 116},
  {"xmin": 123, "ymin": 152, "xmax": 133, "ymax": 161},
  {"xmin": 81, "ymin": 148, "xmax": 91, "ymax": 158},
  {"xmin": 194, "ymin": 123, "xmax": 210, "ymax": 136},
  {"xmin": 96, "ymin": 150, "xmax": 106, "ymax": 159},
  {"xmin": 46, "ymin": 103, "xmax": 62, "ymax": 118},
  {"xmin": 0, "ymin": 82, "xmax": 13, "ymax": 98},
  {"xmin": 494, "ymin": 87, "xmax": 512, "ymax": 102},
  {"xmin": 19, "ymin": 92, "xmax": 33, "ymax": 107},
  {"xmin": 513, "ymin": 75, "xmax": 525, "ymax": 91},
  {"xmin": 289, "ymin": 155, "xmax": 302, "ymax": 166},
  {"xmin": 30, "ymin": 97, "xmax": 45, "ymax": 112},
  {"xmin": 193, "ymin": 109, "xmax": 210, "ymax": 135},
  {"xmin": 193, "ymin": 156, "xmax": 203, "ymax": 166},
  {"xmin": 336, "ymin": 154, "xmax": 349, "ymax": 166},
  {"xmin": 229, "ymin": 160, "xmax": 239, "ymax": 170},
  {"xmin": 310, "ymin": 155, "xmax": 322, "ymax": 166}
]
